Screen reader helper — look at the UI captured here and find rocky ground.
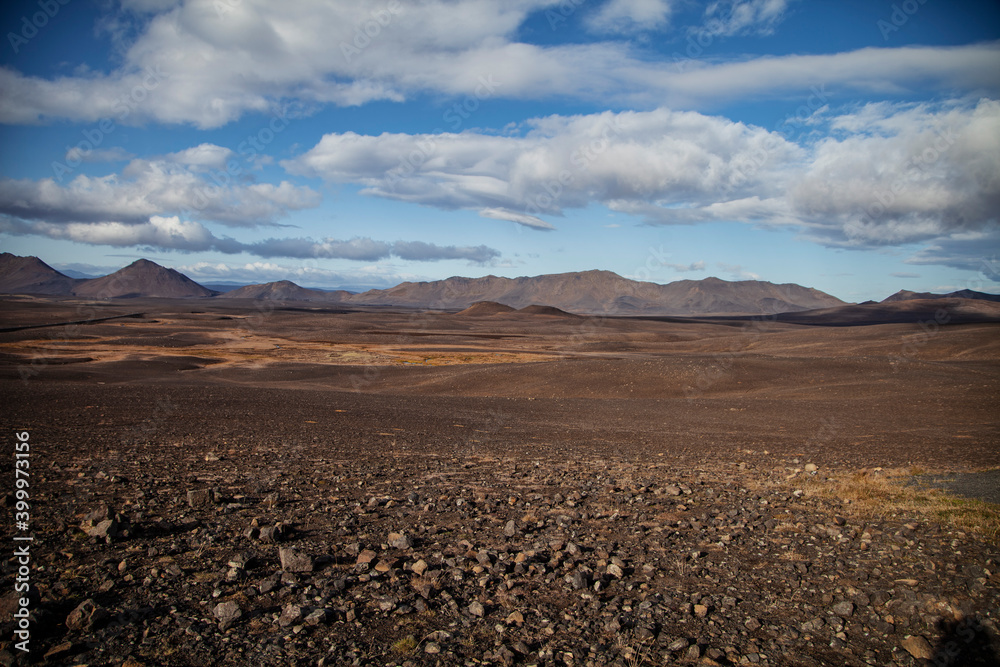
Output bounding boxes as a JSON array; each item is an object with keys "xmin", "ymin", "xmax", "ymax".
[
  {"xmin": 2, "ymin": 443, "xmax": 998, "ymax": 667},
  {"xmin": 1, "ymin": 301, "xmax": 998, "ymax": 665}
]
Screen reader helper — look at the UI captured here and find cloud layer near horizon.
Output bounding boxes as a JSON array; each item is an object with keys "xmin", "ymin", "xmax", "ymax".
[
  {"xmin": 286, "ymin": 99, "xmax": 1000, "ymax": 266},
  {"xmin": 3, "ymin": 99, "xmax": 997, "ymax": 271}
]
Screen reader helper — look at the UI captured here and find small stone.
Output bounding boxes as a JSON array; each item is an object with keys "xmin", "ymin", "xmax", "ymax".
[
  {"xmin": 356, "ymin": 549, "xmax": 378, "ymax": 566},
  {"xmin": 568, "ymin": 569, "xmax": 589, "ymax": 589},
  {"xmin": 278, "ymin": 547, "xmax": 314, "ymax": 573},
  {"xmin": 305, "ymin": 609, "xmax": 329, "ymax": 626},
  {"xmin": 832, "ymin": 601, "xmax": 854, "ymax": 617},
  {"xmin": 503, "ymin": 520, "xmax": 518, "ymax": 537},
  {"xmin": 506, "ymin": 610, "xmax": 524, "ymax": 625},
  {"xmin": 468, "ymin": 601, "xmax": 486, "ymax": 617},
  {"xmin": 694, "ymin": 604, "xmax": 709, "ymax": 617},
  {"xmin": 745, "ymin": 617, "xmax": 761, "ymax": 631},
  {"xmin": 664, "ymin": 485, "xmax": 682, "ymax": 496},
  {"xmin": 187, "ymin": 488, "xmax": 213, "ymax": 507},
  {"xmin": 606, "ymin": 562, "xmax": 624, "ymax": 578},
  {"xmin": 684, "ymin": 644, "xmax": 701, "ymax": 661},
  {"xmin": 213, "ymin": 600, "xmax": 241, "ymax": 630},
  {"xmin": 804, "ymin": 463, "xmax": 818, "ymax": 473},
  {"xmin": 901, "ymin": 635, "xmax": 934, "ymax": 660},
  {"xmin": 279, "ymin": 603, "xmax": 305, "ymax": 627},
  {"xmin": 667, "ymin": 638, "xmax": 689, "ymax": 652},
  {"xmin": 412, "ymin": 559, "xmax": 428, "ymax": 576},
  {"xmin": 66, "ymin": 599, "xmax": 108, "ymax": 632},
  {"xmin": 388, "ymin": 532, "xmax": 413, "ymax": 549},
  {"xmin": 424, "ymin": 641, "xmax": 441, "ymax": 654}
]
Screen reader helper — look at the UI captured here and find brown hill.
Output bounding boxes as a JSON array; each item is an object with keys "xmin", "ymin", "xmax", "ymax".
[
  {"xmin": 776, "ymin": 298, "xmax": 1000, "ymax": 325},
  {"xmin": 883, "ymin": 289, "xmax": 1000, "ymax": 303},
  {"xmin": 72, "ymin": 259, "xmax": 214, "ymax": 298},
  {"xmin": 456, "ymin": 301, "xmax": 517, "ymax": 316},
  {"xmin": 218, "ymin": 280, "xmax": 348, "ymax": 302},
  {"xmin": 0, "ymin": 252, "xmax": 79, "ymax": 295},
  {"xmin": 344, "ymin": 270, "xmax": 845, "ymax": 315},
  {"xmin": 517, "ymin": 304, "xmax": 579, "ymax": 317}
]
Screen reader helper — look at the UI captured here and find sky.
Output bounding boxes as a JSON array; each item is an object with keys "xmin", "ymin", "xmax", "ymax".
[{"xmin": 0, "ymin": 0, "xmax": 998, "ymax": 300}]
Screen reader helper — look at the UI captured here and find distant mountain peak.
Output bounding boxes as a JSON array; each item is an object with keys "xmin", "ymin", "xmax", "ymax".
[
  {"xmin": 0, "ymin": 252, "xmax": 78, "ymax": 295},
  {"xmin": 71, "ymin": 258, "xmax": 214, "ymax": 298}
]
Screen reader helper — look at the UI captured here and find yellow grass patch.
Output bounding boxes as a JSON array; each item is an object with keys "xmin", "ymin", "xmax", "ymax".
[{"xmin": 789, "ymin": 467, "xmax": 1000, "ymax": 544}]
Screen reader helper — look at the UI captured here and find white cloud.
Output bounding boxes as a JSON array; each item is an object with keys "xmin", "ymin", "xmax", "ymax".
[
  {"xmin": 286, "ymin": 98, "xmax": 1000, "ymax": 271},
  {"xmin": 0, "ymin": 212, "xmax": 503, "ymax": 264},
  {"xmin": 165, "ymin": 143, "xmax": 236, "ymax": 170},
  {"xmin": 479, "ymin": 207, "xmax": 556, "ymax": 230},
  {"xmin": 286, "ymin": 107, "xmax": 803, "ymax": 222},
  {"xmin": 0, "ymin": 0, "xmax": 996, "ymax": 127},
  {"xmin": 175, "ymin": 260, "xmax": 413, "ymax": 290},
  {"xmin": 665, "ymin": 260, "xmax": 706, "ymax": 272},
  {"xmin": 0, "ymin": 148, "xmax": 321, "ymax": 228},
  {"xmin": 585, "ymin": 0, "xmax": 672, "ymax": 34},
  {"xmin": 717, "ymin": 262, "xmax": 760, "ymax": 280},
  {"xmin": 790, "ymin": 99, "xmax": 1000, "ymax": 247},
  {"xmin": 698, "ymin": 0, "xmax": 792, "ymax": 37}
]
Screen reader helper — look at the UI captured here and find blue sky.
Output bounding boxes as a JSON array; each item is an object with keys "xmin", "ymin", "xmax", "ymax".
[{"xmin": 1, "ymin": 0, "xmax": 998, "ymax": 300}]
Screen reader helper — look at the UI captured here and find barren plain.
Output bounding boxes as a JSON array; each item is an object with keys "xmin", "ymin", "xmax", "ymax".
[{"xmin": 1, "ymin": 297, "xmax": 998, "ymax": 666}]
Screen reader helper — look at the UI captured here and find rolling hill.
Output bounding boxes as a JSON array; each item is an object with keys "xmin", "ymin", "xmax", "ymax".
[
  {"xmin": 218, "ymin": 280, "xmax": 351, "ymax": 301},
  {"xmin": 342, "ymin": 270, "xmax": 845, "ymax": 315}
]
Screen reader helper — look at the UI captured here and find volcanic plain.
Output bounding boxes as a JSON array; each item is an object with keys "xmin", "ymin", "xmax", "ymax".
[{"xmin": 1, "ymin": 296, "xmax": 998, "ymax": 666}]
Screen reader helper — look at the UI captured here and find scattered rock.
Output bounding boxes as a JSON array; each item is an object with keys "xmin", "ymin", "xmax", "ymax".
[
  {"xmin": 901, "ymin": 635, "xmax": 934, "ymax": 660},
  {"xmin": 213, "ymin": 600, "xmax": 242, "ymax": 630},
  {"xmin": 388, "ymin": 531, "xmax": 413, "ymax": 549},
  {"xmin": 187, "ymin": 488, "xmax": 215, "ymax": 507},
  {"xmin": 66, "ymin": 599, "xmax": 109, "ymax": 632},
  {"xmin": 278, "ymin": 547, "xmax": 314, "ymax": 573}
]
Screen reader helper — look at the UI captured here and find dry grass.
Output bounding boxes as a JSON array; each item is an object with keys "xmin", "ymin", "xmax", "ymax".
[{"xmin": 790, "ymin": 467, "xmax": 1000, "ymax": 544}]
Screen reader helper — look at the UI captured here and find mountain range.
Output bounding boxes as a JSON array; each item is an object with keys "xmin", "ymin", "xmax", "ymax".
[{"xmin": 1, "ymin": 252, "xmax": 998, "ymax": 317}]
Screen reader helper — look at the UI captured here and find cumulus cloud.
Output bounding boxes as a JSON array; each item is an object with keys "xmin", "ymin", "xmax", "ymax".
[
  {"xmin": 287, "ymin": 98, "xmax": 1000, "ymax": 271},
  {"xmin": 0, "ymin": 0, "xmax": 996, "ymax": 127},
  {"xmin": 790, "ymin": 99, "xmax": 1000, "ymax": 247},
  {"xmin": 286, "ymin": 107, "xmax": 802, "ymax": 222},
  {"xmin": 287, "ymin": 107, "xmax": 807, "ymax": 230},
  {"xmin": 0, "ymin": 147, "xmax": 320, "ymax": 228}
]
